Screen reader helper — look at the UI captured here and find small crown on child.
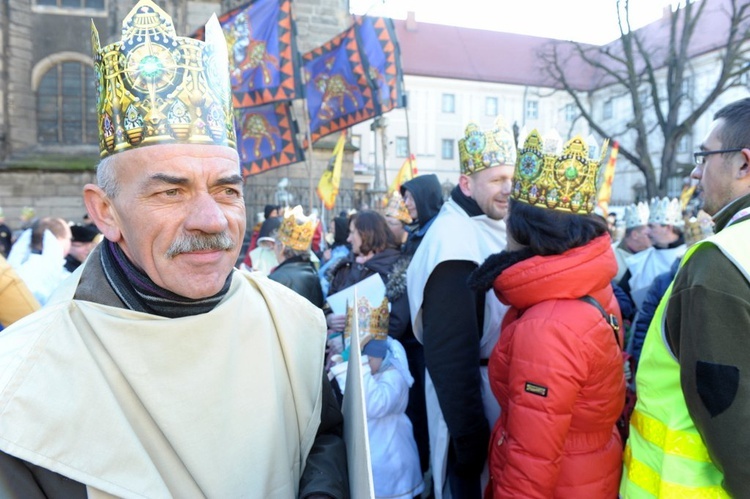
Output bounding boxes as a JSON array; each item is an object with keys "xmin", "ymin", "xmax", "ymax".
[
  {"xmin": 383, "ymin": 191, "xmax": 412, "ymax": 225},
  {"xmin": 344, "ymin": 296, "xmax": 390, "ymax": 348},
  {"xmin": 458, "ymin": 116, "xmax": 517, "ymax": 175},
  {"xmin": 276, "ymin": 205, "xmax": 316, "ymax": 251},
  {"xmin": 648, "ymin": 197, "xmax": 683, "ymax": 227},
  {"xmin": 624, "ymin": 202, "xmax": 650, "ymax": 229},
  {"xmin": 512, "ymin": 129, "xmax": 609, "ymax": 214}
]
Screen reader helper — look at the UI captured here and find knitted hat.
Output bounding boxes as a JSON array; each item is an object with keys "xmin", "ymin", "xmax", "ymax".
[{"xmin": 70, "ymin": 224, "xmax": 100, "ymax": 243}]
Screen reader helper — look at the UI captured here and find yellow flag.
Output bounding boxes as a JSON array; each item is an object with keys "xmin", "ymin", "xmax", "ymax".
[
  {"xmin": 388, "ymin": 154, "xmax": 417, "ymax": 196},
  {"xmin": 317, "ymin": 131, "xmax": 347, "ymax": 210},
  {"xmin": 596, "ymin": 141, "xmax": 619, "ymax": 216},
  {"xmin": 680, "ymin": 184, "xmax": 697, "ymax": 211}
]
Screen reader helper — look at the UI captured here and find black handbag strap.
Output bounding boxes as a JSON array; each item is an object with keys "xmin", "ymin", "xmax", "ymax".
[{"xmin": 579, "ymin": 295, "xmax": 621, "ymax": 347}]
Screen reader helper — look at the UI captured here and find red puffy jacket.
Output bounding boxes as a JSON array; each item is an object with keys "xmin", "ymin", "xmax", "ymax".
[{"xmin": 486, "ymin": 235, "xmax": 625, "ymax": 498}]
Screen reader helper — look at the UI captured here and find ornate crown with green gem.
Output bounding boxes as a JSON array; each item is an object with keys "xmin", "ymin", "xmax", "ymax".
[
  {"xmin": 458, "ymin": 116, "xmax": 517, "ymax": 175},
  {"xmin": 92, "ymin": 0, "xmax": 236, "ymax": 158},
  {"xmin": 512, "ymin": 130, "xmax": 609, "ymax": 214}
]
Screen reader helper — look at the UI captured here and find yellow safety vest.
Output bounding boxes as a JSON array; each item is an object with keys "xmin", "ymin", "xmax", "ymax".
[{"xmin": 620, "ymin": 220, "xmax": 750, "ymax": 498}]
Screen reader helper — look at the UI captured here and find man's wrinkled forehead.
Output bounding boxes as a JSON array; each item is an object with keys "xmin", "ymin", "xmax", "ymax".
[{"xmin": 116, "ymin": 143, "xmax": 240, "ymax": 170}]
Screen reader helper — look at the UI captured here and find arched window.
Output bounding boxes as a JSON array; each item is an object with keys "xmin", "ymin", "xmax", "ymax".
[{"xmin": 37, "ymin": 61, "xmax": 97, "ymax": 145}]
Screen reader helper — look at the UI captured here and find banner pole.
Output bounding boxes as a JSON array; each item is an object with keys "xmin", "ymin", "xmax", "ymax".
[
  {"xmin": 403, "ymin": 96, "xmax": 415, "ymax": 184},
  {"xmin": 302, "ymin": 98, "xmax": 316, "ymax": 214}
]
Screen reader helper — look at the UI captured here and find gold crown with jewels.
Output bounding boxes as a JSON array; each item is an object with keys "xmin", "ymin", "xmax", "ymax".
[
  {"xmin": 344, "ymin": 296, "xmax": 390, "ymax": 347},
  {"xmin": 458, "ymin": 116, "xmax": 517, "ymax": 175},
  {"xmin": 512, "ymin": 129, "xmax": 609, "ymax": 214},
  {"xmin": 277, "ymin": 205, "xmax": 317, "ymax": 251},
  {"xmin": 92, "ymin": 0, "xmax": 236, "ymax": 158}
]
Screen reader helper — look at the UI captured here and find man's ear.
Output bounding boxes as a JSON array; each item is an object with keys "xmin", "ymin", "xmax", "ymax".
[
  {"xmin": 458, "ymin": 174, "xmax": 472, "ymax": 197},
  {"xmin": 83, "ymin": 184, "xmax": 122, "ymax": 243},
  {"xmin": 737, "ymin": 148, "xmax": 750, "ymax": 179}
]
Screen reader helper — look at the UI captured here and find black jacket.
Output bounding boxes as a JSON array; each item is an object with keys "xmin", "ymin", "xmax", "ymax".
[{"xmin": 269, "ymin": 255, "xmax": 325, "ymax": 308}]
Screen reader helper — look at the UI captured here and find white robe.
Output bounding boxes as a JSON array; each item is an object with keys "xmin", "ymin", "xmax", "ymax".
[
  {"xmin": 627, "ymin": 244, "xmax": 686, "ymax": 309},
  {"xmin": 406, "ymin": 198, "xmax": 508, "ymax": 498},
  {"xmin": 0, "ymin": 267, "xmax": 326, "ymax": 498},
  {"xmin": 364, "ymin": 338, "xmax": 424, "ymax": 499}
]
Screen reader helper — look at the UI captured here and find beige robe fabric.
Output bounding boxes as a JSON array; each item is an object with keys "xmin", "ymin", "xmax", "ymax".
[{"xmin": 0, "ymin": 269, "xmax": 326, "ymax": 498}]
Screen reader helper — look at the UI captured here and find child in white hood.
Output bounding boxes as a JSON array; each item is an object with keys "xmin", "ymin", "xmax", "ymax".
[{"xmin": 331, "ymin": 336, "xmax": 424, "ymax": 499}]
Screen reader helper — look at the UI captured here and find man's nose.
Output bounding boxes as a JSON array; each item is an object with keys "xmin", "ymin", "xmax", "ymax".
[
  {"xmin": 690, "ymin": 165, "xmax": 702, "ymax": 180},
  {"xmin": 184, "ymin": 193, "xmax": 229, "ymax": 233}
]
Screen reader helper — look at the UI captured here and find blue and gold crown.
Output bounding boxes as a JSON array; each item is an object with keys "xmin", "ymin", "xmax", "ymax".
[
  {"xmin": 512, "ymin": 130, "xmax": 609, "ymax": 214},
  {"xmin": 458, "ymin": 116, "xmax": 517, "ymax": 175},
  {"xmin": 92, "ymin": 0, "xmax": 235, "ymax": 158}
]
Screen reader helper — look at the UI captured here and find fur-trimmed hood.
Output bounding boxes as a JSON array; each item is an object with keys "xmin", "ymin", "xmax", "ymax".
[{"xmin": 385, "ymin": 254, "xmax": 411, "ymax": 302}]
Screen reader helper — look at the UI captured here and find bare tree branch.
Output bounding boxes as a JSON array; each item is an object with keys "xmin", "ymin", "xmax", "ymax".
[{"xmin": 539, "ymin": 0, "xmax": 750, "ymax": 198}]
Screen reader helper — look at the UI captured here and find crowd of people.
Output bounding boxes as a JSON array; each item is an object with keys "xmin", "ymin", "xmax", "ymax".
[
  {"xmin": 0, "ymin": 1, "xmax": 748, "ymax": 497},
  {"xmin": 0, "ymin": 211, "xmax": 102, "ymax": 326}
]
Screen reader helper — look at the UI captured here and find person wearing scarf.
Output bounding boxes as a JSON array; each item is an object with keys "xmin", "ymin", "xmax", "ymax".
[
  {"xmin": 0, "ymin": 2, "xmax": 347, "ymax": 497},
  {"xmin": 406, "ymin": 117, "xmax": 515, "ymax": 498}
]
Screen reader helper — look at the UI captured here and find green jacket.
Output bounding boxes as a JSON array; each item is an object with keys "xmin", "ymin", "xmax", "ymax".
[
  {"xmin": 620, "ymin": 220, "xmax": 750, "ymax": 497},
  {"xmin": 665, "ymin": 192, "xmax": 750, "ymax": 496}
]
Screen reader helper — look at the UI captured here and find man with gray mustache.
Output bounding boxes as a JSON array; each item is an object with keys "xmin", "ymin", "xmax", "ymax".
[
  {"xmin": 165, "ymin": 231, "xmax": 235, "ymax": 259},
  {"xmin": 0, "ymin": 1, "xmax": 348, "ymax": 497}
]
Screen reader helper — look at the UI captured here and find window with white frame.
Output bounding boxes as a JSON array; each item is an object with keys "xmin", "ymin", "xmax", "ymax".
[
  {"xmin": 485, "ymin": 97, "xmax": 498, "ymax": 116},
  {"xmin": 564, "ymin": 103, "xmax": 576, "ymax": 122},
  {"xmin": 525, "ymin": 100, "xmax": 538, "ymax": 120},
  {"xmin": 395, "ymin": 137, "xmax": 409, "ymax": 158},
  {"xmin": 37, "ymin": 61, "xmax": 97, "ymax": 145},
  {"xmin": 603, "ymin": 99, "xmax": 613, "ymax": 120},
  {"xmin": 442, "ymin": 93, "xmax": 455, "ymax": 113},
  {"xmin": 441, "ymin": 139, "xmax": 455, "ymax": 160}
]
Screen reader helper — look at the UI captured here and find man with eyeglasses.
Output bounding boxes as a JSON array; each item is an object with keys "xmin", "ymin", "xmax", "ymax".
[{"xmin": 621, "ymin": 97, "xmax": 750, "ymax": 497}]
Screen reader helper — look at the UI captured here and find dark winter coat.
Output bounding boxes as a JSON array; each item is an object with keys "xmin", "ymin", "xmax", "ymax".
[
  {"xmin": 328, "ymin": 248, "xmax": 407, "ymax": 337},
  {"xmin": 268, "ymin": 255, "xmax": 325, "ymax": 308}
]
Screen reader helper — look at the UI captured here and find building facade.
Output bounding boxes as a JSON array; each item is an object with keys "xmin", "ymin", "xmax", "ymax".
[
  {"xmin": 0, "ymin": 0, "xmax": 353, "ymax": 229},
  {"xmin": 352, "ymin": 6, "xmax": 750, "ymax": 207}
]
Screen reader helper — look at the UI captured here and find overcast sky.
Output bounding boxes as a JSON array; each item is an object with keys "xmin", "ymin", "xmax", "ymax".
[{"xmin": 349, "ymin": 0, "xmax": 677, "ymax": 45}]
